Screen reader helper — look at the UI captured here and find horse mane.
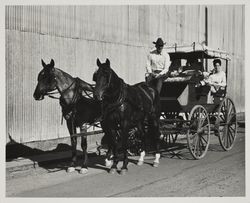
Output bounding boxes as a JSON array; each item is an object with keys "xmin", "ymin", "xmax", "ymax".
[{"xmin": 54, "ymin": 67, "xmax": 94, "ymax": 93}]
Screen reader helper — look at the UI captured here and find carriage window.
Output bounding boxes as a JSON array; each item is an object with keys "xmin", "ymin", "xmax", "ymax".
[{"xmin": 169, "ymin": 59, "xmax": 181, "ymax": 72}]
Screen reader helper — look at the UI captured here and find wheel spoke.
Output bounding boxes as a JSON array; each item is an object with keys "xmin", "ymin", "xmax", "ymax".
[
  {"xmin": 199, "ymin": 115, "xmax": 207, "ymax": 128},
  {"xmin": 229, "ymin": 125, "xmax": 236, "ymax": 133},
  {"xmin": 196, "ymin": 136, "xmax": 200, "ymax": 156},
  {"xmin": 200, "ymin": 135, "xmax": 208, "ymax": 145},
  {"xmin": 227, "ymin": 127, "xmax": 232, "ymax": 146},
  {"xmin": 228, "ymin": 128, "xmax": 235, "ymax": 143},
  {"xmin": 227, "ymin": 103, "xmax": 233, "ymax": 118},
  {"xmin": 228, "ymin": 113, "xmax": 236, "ymax": 124},
  {"xmin": 221, "ymin": 128, "xmax": 226, "ymax": 142},
  {"xmin": 224, "ymin": 126, "xmax": 229, "ymax": 147},
  {"xmin": 199, "ymin": 136, "xmax": 205, "ymax": 150},
  {"xmin": 192, "ymin": 134, "xmax": 198, "ymax": 153},
  {"xmin": 198, "ymin": 109, "xmax": 205, "ymax": 124},
  {"xmin": 202, "ymin": 123, "xmax": 209, "ymax": 129},
  {"xmin": 219, "ymin": 114, "xmax": 225, "ymax": 122}
]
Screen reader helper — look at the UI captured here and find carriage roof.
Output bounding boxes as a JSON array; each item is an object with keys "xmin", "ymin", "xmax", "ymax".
[{"xmin": 165, "ymin": 43, "xmax": 231, "ymax": 61}]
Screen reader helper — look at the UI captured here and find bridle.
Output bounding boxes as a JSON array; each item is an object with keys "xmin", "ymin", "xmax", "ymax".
[{"xmin": 40, "ymin": 68, "xmax": 77, "ymax": 102}]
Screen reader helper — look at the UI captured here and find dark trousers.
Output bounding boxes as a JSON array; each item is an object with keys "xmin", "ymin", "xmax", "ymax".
[{"xmin": 146, "ymin": 75, "xmax": 164, "ymax": 94}]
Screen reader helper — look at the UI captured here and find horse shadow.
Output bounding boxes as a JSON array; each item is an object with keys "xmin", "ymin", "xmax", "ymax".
[{"xmin": 6, "ymin": 134, "xmax": 111, "ymax": 173}]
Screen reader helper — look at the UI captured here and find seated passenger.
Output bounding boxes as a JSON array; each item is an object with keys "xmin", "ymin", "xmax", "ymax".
[{"xmin": 197, "ymin": 59, "xmax": 226, "ymax": 93}]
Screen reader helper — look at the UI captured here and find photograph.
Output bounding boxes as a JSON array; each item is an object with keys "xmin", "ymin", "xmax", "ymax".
[{"xmin": 3, "ymin": 1, "xmax": 247, "ymax": 200}]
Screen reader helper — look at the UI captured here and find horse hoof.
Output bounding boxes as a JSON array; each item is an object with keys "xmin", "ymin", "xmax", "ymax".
[
  {"xmin": 120, "ymin": 169, "xmax": 128, "ymax": 175},
  {"xmin": 109, "ymin": 168, "xmax": 117, "ymax": 174},
  {"xmin": 153, "ymin": 162, "xmax": 159, "ymax": 168},
  {"xmin": 105, "ymin": 159, "xmax": 113, "ymax": 168},
  {"xmin": 67, "ymin": 167, "xmax": 76, "ymax": 173},
  {"xmin": 137, "ymin": 160, "xmax": 144, "ymax": 166},
  {"xmin": 79, "ymin": 168, "xmax": 88, "ymax": 174}
]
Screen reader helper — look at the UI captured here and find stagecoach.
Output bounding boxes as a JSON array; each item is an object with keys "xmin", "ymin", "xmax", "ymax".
[
  {"xmin": 158, "ymin": 43, "xmax": 237, "ymax": 159},
  {"xmin": 34, "ymin": 43, "xmax": 238, "ymax": 174}
]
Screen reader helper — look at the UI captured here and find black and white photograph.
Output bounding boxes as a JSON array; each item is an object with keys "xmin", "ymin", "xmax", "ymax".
[{"xmin": 2, "ymin": 0, "xmax": 248, "ymax": 201}]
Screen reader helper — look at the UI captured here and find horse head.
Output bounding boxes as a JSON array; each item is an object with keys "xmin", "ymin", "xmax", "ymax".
[
  {"xmin": 33, "ymin": 59, "xmax": 57, "ymax": 100},
  {"xmin": 93, "ymin": 58, "xmax": 116, "ymax": 101}
]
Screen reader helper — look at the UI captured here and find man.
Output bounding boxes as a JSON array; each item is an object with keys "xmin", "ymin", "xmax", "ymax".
[{"xmin": 145, "ymin": 37, "xmax": 171, "ymax": 94}]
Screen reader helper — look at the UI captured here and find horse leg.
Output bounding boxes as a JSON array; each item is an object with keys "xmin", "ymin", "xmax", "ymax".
[
  {"xmin": 103, "ymin": 129, "xmax": 113, "ymax": 167},
  {"xmin": 153, "ymin": 119, "xmax": 161, "ymax": 167},
  {"xmin": 101, "ymin": 123, "xmax": 113, "ymax": 167},
  {"xmin": 105, "ymin": 146, "xmax": 113, "ymax": 168},
  {"xmin": 109, "ymin": 130, "xmax": 119, "ymax": 174},
  {"xmin": 80, "ymin": 127, "xmax": 88, "ymax": 174},
  {"xmin": 120, "ymin": 128, "xmax": 129, "ymax": 175},
  {"xmin": 67, "ymin": 120, "xmax": 77, "ymax": 173},
  {"xmin": 137, "ymin": 123, "xmax": 146, "ymax": 166},
  {"xmin": 149, "ymin": 116, "xmax": 161, "ymax": 167}
]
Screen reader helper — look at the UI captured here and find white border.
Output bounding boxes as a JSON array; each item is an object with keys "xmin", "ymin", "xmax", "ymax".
[{"xmin": 1, "ymin": 1, "xmax": 249, "ymax": 203}]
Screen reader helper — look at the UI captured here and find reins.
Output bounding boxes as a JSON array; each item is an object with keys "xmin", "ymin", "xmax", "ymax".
[
  {"xmin": 44, "ymin": 79, "xmax": 76, "ymax": 100},
  {"xmin": 45, "ymin": 91, "xmax": 60, "ymax": 99}
]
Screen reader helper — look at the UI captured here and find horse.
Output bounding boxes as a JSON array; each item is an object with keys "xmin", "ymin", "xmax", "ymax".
[
  {"xmin": 33, "ymin": 59, "xmax": 102, "ymax": 174},
  {"xmin": 93, "ymin": 58, "xmax": 161, "ymax": 175}
]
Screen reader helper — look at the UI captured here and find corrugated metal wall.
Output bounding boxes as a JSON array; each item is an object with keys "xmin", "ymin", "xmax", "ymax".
[{"xmin": 6, "ymin": 5, "xmax": 245, "ymax": 144}]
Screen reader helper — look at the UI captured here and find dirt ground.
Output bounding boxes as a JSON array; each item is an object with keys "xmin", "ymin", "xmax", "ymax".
[{"xmin": 6, "ymin": 127, "xmax": 245, "ymax": 197}]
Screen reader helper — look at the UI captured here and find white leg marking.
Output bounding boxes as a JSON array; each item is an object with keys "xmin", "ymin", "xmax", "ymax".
[
  {"xmin": 153, "ymin": 153, "xmax": 161, "ymax": 167},
  {"xmin": 105, "ymin": 158, "xmax": 113, "ymax": 168},
  {"xmin": 79, "ymin": 168, "xmax": 88, "ymax": 174},
  {"xmin": 137, "ymin": 151, "xmax": 145, "ymax": 166},
  {"xmin": 67, "ymin": 167, "xmax": 76, "ymax": 173}
]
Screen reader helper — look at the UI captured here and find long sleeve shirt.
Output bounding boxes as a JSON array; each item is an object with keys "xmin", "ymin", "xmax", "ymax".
[
  {"xmin": 146, "ymin": 49, "xmax": 171, "ymax": 75},
  {"xmin": 207, "ymin": 71, "xmax": 226, "ymax": 87}
]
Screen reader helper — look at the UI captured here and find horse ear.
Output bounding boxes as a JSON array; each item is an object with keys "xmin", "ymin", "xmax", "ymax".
[
  {"xmin": 97, "ymin": 58, "xmax": 101, "ymax": 67},
  {"xmin": 106, "ymin": 58, "xmax": 110, "ymax": 66},
  {"xmin": 50, "ymin": 59, "xmax": 55, "ymax": 67},
  {"xmin": 92, "ymin": 71, "xmax": 97, "ymax": 82},
  {"xmin": 41, "ymin": 59, "xmax": 46, "ymax": 68}
]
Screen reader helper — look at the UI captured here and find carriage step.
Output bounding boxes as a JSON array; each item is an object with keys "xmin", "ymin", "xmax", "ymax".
[{"xmin": 71, "ymin": 130, "xmax": 103, "ymax": 138}]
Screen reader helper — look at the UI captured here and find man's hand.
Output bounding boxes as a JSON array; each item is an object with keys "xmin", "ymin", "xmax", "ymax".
[{"xmin": 155, "ymin": 72, "xmax": 165, "ymax": 78}]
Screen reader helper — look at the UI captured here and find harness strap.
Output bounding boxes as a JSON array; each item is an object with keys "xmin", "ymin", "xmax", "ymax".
[
  {"xmin": 102, "ymin": 80, "xmax": 126, "ymax": 119},
  {"xmin": 138, "ymin": 85, "xmax": 154, "ymax": 107},
  {"xmin": 48, "ymin": 95, "xmax": 60, "ymax": 99},
  {"xmin": 82, "ymin": 89, "xmax": 94, "ymax": 99}
]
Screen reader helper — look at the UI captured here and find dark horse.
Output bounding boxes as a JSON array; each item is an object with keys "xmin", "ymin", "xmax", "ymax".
[
  {"xmin": 93, "ymin": 58, "xmax": 161, "ymax": 175},
  {"xmin": 33, "ymin": 59, "xmax": 101, "ymax": 174}
]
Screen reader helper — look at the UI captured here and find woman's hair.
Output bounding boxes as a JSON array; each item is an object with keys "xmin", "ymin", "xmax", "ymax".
[{"xmin": 213, "ymin": 59, "xmax": 221, "ymax": 66}]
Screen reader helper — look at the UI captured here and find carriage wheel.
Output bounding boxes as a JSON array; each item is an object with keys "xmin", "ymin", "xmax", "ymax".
[
  {"xmin": 187, "ymin": 105, "xmax": 211, "ymax": 159},
  {"xmin": 215, "ymin": 97, "xmax": 237, "ymax": 151}
]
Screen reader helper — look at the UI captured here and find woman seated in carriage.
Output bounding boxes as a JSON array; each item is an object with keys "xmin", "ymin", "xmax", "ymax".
[{"xmin": 197, "ymin": 59, "xmax": 226, "ymax": 94}]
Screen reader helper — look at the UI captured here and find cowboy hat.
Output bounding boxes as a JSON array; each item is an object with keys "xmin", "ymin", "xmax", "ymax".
[{"xmin": 153, "ymin": 38, "xmax": 166, "ymax": 46}]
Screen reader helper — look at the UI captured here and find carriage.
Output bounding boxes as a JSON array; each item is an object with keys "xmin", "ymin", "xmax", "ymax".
[{"xmin": 158, "ymin": 43, "xmax": 237, "ymax": 159}]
